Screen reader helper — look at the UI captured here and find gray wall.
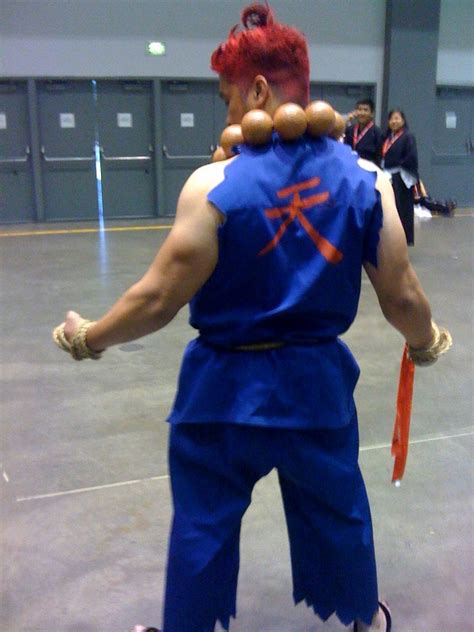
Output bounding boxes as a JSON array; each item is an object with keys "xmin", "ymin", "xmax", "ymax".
[
  {"xmin": 0, "ymin": 0, "xmax": 385, "ymax": 113},
  {"xmin": 383, "ymin": 0, "xmax": 441, "ymax": 181},
  {"xmin": 1, "ymin": 1, "xmax": 472, "ymax": 85},
  {"xmin": 437, "ymin": 0, "xmax": 474, "ymax": 86}
]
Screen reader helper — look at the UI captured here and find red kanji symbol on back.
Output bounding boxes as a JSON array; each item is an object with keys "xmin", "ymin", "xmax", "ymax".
[{"xmin": 258, "ymin": 176, "xmax": 343, "ymax": 264}]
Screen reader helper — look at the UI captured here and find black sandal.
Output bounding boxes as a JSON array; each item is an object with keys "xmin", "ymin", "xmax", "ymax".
[{"xmin": 353, "ymin": 601, "xmax": 392, "ymax": 631}]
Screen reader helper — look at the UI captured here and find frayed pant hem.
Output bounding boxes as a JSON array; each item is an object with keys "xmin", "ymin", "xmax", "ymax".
[
  {"xmin": 294, "ymin": 594, "xmax": 378, "ymax": 627},
  {"xmin": 216, "ymin": 612, "xmax": 235, "ymax": 631}
]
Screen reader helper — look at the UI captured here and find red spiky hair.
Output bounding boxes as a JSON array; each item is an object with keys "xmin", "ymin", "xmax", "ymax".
[{"xmin": 210, "ymin": 2, "xmax": 310, "ymax": 106}]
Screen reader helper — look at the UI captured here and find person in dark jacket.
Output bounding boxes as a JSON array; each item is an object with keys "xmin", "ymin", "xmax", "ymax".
[
  {"xmin": 382, "ymin": 109, "xmax": 418, "ymax": 245},
  {"xmin": 345, "ymin": 99, "xmax": 383, "ymax": 166}
]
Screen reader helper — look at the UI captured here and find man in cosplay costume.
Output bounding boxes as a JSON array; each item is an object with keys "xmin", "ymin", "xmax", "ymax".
[
  {"xmin": 345, "ymin": 99, "xmax": 383, "ymax": 166},
  {"xmin": 53, "ymin": 4, "xmax": 452, "ymax": 632}
]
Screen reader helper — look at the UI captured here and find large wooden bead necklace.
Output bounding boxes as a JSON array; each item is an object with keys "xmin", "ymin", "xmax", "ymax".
[{"xmin": 214, "ymin": 100, "xmax": 345, "ymax": 161}]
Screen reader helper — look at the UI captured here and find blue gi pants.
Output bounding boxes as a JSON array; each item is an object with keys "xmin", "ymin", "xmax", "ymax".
[{"xmin": 163, "ymin": 417, "xmax": 379, "ymax": 631}]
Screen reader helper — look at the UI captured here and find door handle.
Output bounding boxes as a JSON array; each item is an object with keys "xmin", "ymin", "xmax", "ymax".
[
  {"xmin": 162, "ymin": 145, "xmax": 212, "ymax": 160},
  {"xmin": 99, "ymin": 146, "xmax": 153, "ymax": 161},
  {"xmin": 41, "ymin": 146, "xmax": 95, "ymax": 162},
  {"xmin": 0, "ymin": 146, "xmax": 30, "ymax": 164}
]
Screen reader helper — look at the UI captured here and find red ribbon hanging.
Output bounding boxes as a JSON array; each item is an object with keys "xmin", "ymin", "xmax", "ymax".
[{"xmin": 391, "ymin": 343, "xmax": 415, "ymax": 483}]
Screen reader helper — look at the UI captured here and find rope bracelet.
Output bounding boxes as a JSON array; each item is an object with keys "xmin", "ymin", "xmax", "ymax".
[
  {"xmin": 52, "ymin": 319, "xmax": 103, "ymax": 361},
  {"xmin": 407, "ymin": 321, "xmax": 453, "ymax": 367}
]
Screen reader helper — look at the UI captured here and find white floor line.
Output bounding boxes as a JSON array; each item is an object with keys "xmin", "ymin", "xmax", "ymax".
[
  {"xmin": 15, "ymin": 430, "xmax": 473, "ymax": 503},
  {"xmin": 3, "ymin": 471, "xmax": 10, "ymax": 483},
  {"xmin": 16, "ymin": 474, "xmax": 170, "ymax": 503},
  {"xmin": 360, "ymin": 430, "xmax": 473, "ymax": 452}
]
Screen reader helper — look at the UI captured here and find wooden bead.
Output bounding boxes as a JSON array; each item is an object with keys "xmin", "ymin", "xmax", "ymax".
[
  {"xmin": 273, "ymin": 103, "xmax": 307, "ymax": 141},
  {"xmin": 329, "ymin": 112, "xmax": 346, "ymax": 140},
  {"xmin": 220, "ymin": 124, "xmax": 244, "ymax": 157},
  {"xmin": 241, "ymin": 109, "xmax": 273, "ymax": 145},
  {"xmin": 305, "ymin": 100, "xmax": 336, "ymax": 137},
  {"xmin": 211, "ymin": 146, "xmax": 227, "ymax": 162}
]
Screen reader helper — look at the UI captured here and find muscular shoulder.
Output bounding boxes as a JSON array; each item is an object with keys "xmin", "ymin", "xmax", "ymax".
[
  {"xmin": 357, "ymin": 157, "xmax": 387, "ymax": 186},
  {"xmin": 181, "ymin": 158, "xmax": 236, "ymax": 199},
  {"xmin": 175, "ymin": 157, "xmax": 237, "ymax": 222},
  {"xmin": 357, "ymin": 158, "xmax": 395, "ymax": 204}
]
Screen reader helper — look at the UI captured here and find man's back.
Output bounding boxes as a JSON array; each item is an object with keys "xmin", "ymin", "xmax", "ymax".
[
  {"xmin": 193, "ymin": 134, "xmax": 382, "ymax": 347},
  {"xmin": 168, "ymin": 135, "xmax": 384, "ymax": 432}
]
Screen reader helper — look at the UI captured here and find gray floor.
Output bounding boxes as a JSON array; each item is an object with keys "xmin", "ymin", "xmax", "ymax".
[{"xmin": 1, "ymin": 212, "xmax": 473, "ymax": 632}]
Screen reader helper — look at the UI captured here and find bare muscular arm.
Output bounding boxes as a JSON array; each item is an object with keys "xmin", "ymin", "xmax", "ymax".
[
  {"xmin": 363, "ymin": 165, "xmax": 434, "ymax": 349},
  {"xmin": 66, "ymin": 162, "xmax": 226, "ymax": 351}
]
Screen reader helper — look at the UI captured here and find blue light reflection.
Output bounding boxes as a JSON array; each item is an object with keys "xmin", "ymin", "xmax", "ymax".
[{"xmin": 92, "ymin": 80, "xmax": 108, "ymax": 277}]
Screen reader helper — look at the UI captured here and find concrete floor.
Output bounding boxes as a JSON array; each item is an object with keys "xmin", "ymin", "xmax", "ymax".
[{"xmin": 1, "ymin": 211, "xmax": 473, "ymax": 632}]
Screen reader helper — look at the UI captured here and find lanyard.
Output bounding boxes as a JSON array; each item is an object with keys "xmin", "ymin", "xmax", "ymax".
[
  {"xmin": 382, "ymin": 130, "xmax": 404, "ymax": 157},
  {"xmin": 352, "ymin": 121, "xmax": 374, "ymax": 149}
]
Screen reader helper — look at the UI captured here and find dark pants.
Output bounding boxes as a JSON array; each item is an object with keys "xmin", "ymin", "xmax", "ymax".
[
  {"xmin": 392, "ymin": 172, "xmax": 414, "ymax": 245},
  {"xmin": 163, "ymin": 418, "xmax": 379, "ymax": 631}
]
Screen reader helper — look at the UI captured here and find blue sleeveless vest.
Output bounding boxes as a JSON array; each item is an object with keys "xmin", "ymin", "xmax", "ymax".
[{"xmin": 168, "ymin": 135, "xmax": 383, "ymax": 429}]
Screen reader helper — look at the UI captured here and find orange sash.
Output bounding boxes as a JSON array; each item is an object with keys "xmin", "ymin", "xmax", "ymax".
[{"xmin": 391, "ymin": 344, "xmax": 415, "ymax": 482}]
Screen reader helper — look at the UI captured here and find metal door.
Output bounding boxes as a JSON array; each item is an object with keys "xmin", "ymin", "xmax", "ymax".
[
  {"xmin": 38, "ymin": 80, "xmax": 97, "ymax": 221},
  {"xmin": 161, "ymin": 81, "xmax": 218, "ymax": 216},
  {"xmin": 430, "ymin": 87, "xmax": 474, "ymax": 206},
  {"xmin": 320, "ymin": 84, "xmax": 374, "ymax": 118},
  {"xmin": 96, "ymin": 80, "xmax": 155, "ymax": 219},
  {"xmin": 0, "ymin": 81, "xmax": 35, "ymax": 223}
]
